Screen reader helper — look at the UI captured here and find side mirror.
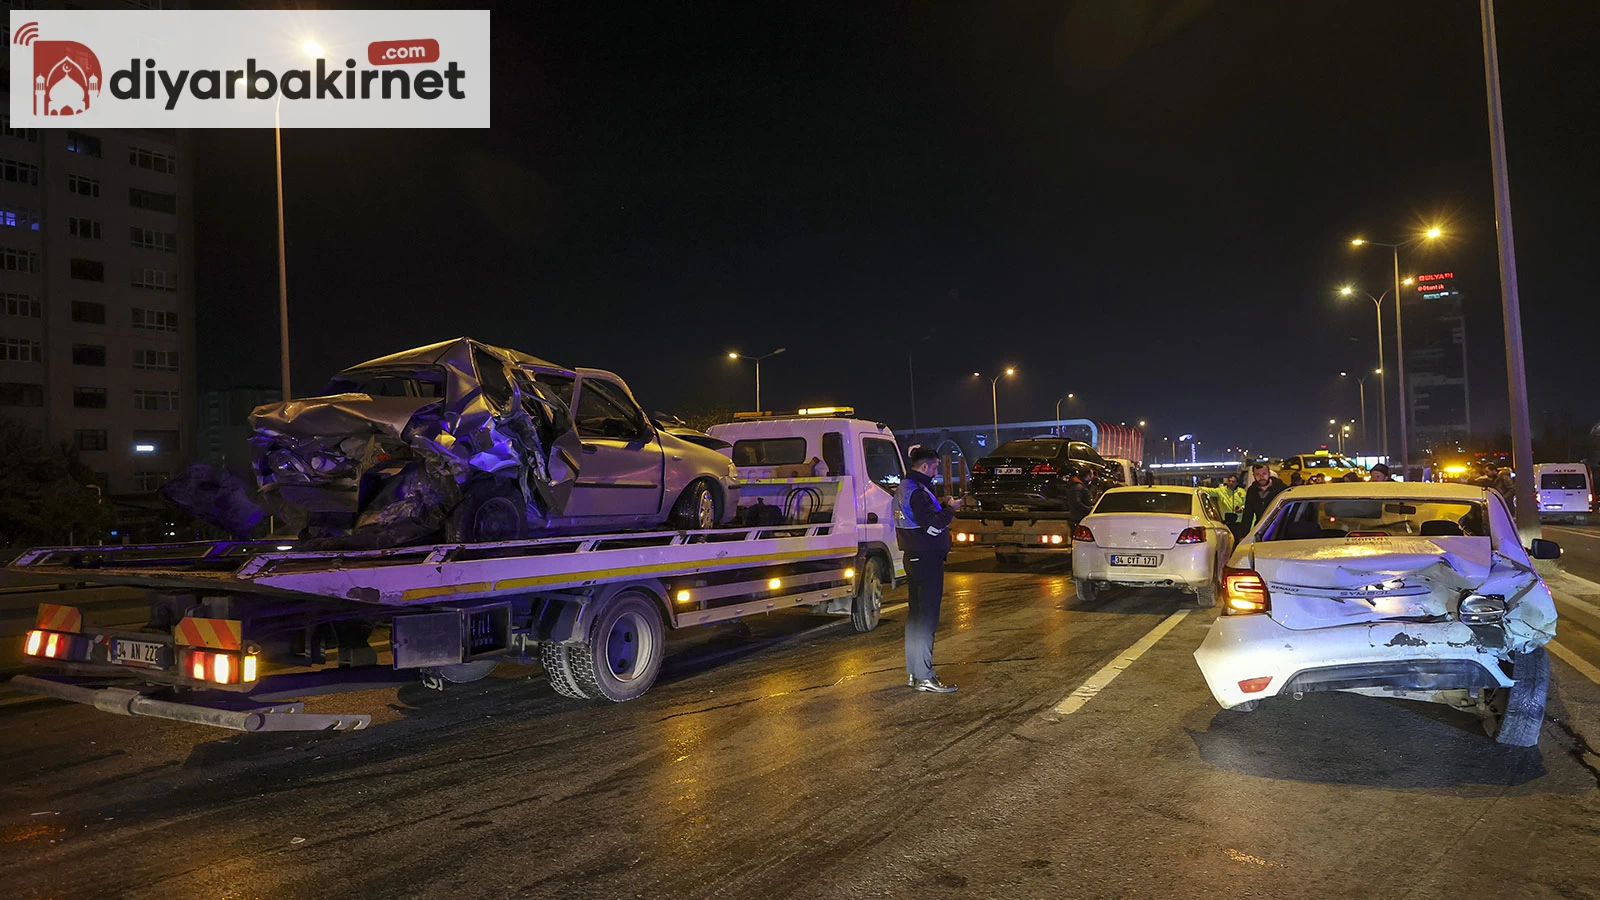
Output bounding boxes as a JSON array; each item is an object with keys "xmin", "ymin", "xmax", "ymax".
[{"xmin": 1529, "ymin": 538, "xmax": 1562, "ymax": 560}]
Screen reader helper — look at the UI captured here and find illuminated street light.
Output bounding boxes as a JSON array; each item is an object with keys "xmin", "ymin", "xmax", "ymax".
[
  {"xmin": 1054, "ymin": 391, "xmax": 1078, "ymax": 431},
  {"xmin": 1339, "ymin": 287, "xmax": 1392, "ymax": 463},
  {"xmin": 978, "ymin": 368, "xmax": 1018, "ymax": 446},
  {"xmin": 727, "ymin": 348, "xmax": 786, "ymax": 411}
]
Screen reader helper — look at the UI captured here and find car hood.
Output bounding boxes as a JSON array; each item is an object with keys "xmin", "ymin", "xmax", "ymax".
[{"xmin": 1246, "ymin": 536, "xmax": 1556, "ymax": 653}]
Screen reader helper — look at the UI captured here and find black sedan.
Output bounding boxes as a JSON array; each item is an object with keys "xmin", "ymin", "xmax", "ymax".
[{"xmin": 968, "ymin": 439, "xmax": 1109, "ymax": 512}]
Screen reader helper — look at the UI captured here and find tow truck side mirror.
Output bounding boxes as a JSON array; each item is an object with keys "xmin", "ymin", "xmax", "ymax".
[{"xmin": 1529, "ymin": 538, "xmax": 1561, "ymax": 560}]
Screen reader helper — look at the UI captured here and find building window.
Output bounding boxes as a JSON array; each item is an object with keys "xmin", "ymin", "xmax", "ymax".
[
  {"xmin": 129, "ymin": 145, "xmax": 177, "ymax": 174},
  {"xmin": 1, "ymin": 158, "xmax": 39, "ymax": 186},
  {"xmin": 129, "ymin": 188, "xmax": 178, "ymax": 214},
  {"xmin": 133, "ymin": 389, "xmax": 179, "ymax": 411},
  {"xmin": 65, "ymin": 132, "xmax": 101, "ymax": 157},
  {"xmin": 129, "ymin": 226, "xmax": 177, "ymax": 252},
  {"xmin": 1, "ymin": 247, "xmax": 40, "ymax": 273},
  {"xmin": 70, "ymin": 258, "xmax": 104, "ymax": 281},
  {"xmin": 131, "ymin": 307, "xmax": 178, "ymax": 331},
  {"xmin": 0, "ymin": 382, "xmax": 44, "ymax": 407},
  {"xmin": 75, "ymin": 429, "xmax": 108, "ymax": 452},
  {"xmin": 68, "ymin": 216, "xmax": 101, "ymax": 239},
  {"xmin": 72, "ymin": 344, "xmax": 106, "ymax": 366},
  {"xmin": 133, "ymin": 349, "xmax": 179, "ymax": 371},
  {"xmin": 134, "ymin": 471, "xmax": 171, "ymax": 492},
  {"xmin": 0, "ymin": 205, "xmax": 41, "ymax": 230},
  {"xmin": 2, "ymin": 293, "xmax": 40, "ymax": 318},
  {"xmin": 0, "ymin": 337, "xmax": 42, "ymax": 362},
  {"xmin": 70, "ymin": 300, "xmax": 106, "ymax": 324},
  {"xmin": 67, "ymin": 174, "xmax": 100, "ymax": 197},
  {"xmin": 73, "ymin": 386, "xmax": 107, "ymax": 408},
  {"xmin": 133, "ymin": 429, "xmax": 179, "ymax": 452},
  {"xmin": 132, "ymin": 267, "xmax": 177, "ymax": 291},
  {"xmin": 0, "ymin": 116, "xmax": 37, "ymax": 142}
]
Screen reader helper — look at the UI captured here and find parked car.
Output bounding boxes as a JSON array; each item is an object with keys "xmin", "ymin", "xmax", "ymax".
[
  {"xmin": 1192, "ymin": 481, "xmax": 1560, "ymax": 746},
  {"xmin": 967, "ymin": 438, "xmax": 1109, "ymax": 513},
  {"xmin": 1273, "ymin": 450, "xmax": 1366, "ymax": 484},
  {"xmin": 250, "ymin": 337, "xmax": 740, "ymax": 546},
  {"xmin": 1072, "ymin": 486, "xmax": 1235, "ymax": 606},
  {"xmin": 1535, "ymin": 462, "xmax": 1593, "ymax": 523}
]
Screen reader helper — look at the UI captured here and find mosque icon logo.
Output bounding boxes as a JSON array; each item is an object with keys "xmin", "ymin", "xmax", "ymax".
[{"xmin": 13, "ymin": 23, "xmax": 103, "ymax": 117}]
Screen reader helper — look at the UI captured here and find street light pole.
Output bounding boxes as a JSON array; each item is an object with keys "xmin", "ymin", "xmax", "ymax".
[
  {"xmin": 1350, "ymin": 229, "xmax": 1442, "ymax": 479},
  {"xmin": 274, "ymin": 98, "xmax": 290, "ymax": 400},
  {"xmin": 1054, "ymin": 392, "xmax": 1075, "ymax": 435},
  {"xmin": 1339, "ymin": 288, "xmax": 1389, "ymax": 461},
  {"xmin": 727, "ymin": 348, "xmax": 787, "ymax": 411},
  {"xmin": 976, "ymin": 368, "xmax": 1016, "ymax": 447},
  {"xmin": 1480, "ymin": 0, "xmax": 1538, "ymax": 537}
]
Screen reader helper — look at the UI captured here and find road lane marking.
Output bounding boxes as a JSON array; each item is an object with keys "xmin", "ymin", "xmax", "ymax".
[
  {"xmin": 1549, "ymin": 641, "xmax": 1600, "ymax": 686},
  {"xmin": 1050, "ymin": 609, "xmax": 1190, "ymax": 716},
  {"xmin": 1544, "ymin": 526, "xmax": 1600, "ymax": 541}
]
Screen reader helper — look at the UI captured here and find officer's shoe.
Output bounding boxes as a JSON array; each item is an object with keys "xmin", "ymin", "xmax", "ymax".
[{"xmin": 911, "ymin": 676, "xmax": 958, "ymax": 693}]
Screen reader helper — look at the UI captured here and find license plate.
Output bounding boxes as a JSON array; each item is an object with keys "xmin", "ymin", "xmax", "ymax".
[
  {"xmin": 995, "ymin": 467, "xmax": 1023, "ymax": 476},
  {"xmin": 113, "ymin": 638, "xmax": 166, "ymax": 669},
  {"xmin": 1110, "ymin": 554, "xmax": 1160, "ymax": 567}
]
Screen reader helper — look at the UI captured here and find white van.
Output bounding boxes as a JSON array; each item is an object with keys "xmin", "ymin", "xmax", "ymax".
[{"xmin": 1535, "ymin": 463, "xmax": 1594, "ymax": 523}]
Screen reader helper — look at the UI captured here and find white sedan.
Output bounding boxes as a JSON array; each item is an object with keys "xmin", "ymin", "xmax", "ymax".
[
  {"xmin": 1072, "ymin": 486, "xmax": 1235, "ymax": 606},
  {"xmin": 1192, "ymin": 481, "xmax": 1560, "ymax": 746}
]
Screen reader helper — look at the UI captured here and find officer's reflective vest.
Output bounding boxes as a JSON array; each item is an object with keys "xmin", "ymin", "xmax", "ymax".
[{"xmin": 894, "ymin": 478, "xmax": 946, "ymax": 537}]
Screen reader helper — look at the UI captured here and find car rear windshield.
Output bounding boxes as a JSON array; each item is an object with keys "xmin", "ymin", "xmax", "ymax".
[
  {"xmin": 989, "ymin": 440, "xmax": 1061, "ymax": 459},
  {"xmin": 1541, "ymin": 473, "xmax": 1588, "ymax": 490},
  {"xmin": 1262, "ymin": 498, "xmax": 1488, "ymax": 540},
  {"xmin": 323, "ymin": 366, "xmax": 446, "ymax": 398},
  {"xmin": 1093, "ymin": 491, "xmax": 1193, "ymax": 515},
  {"xmin": 731, "ymin": 437, "xmax": 807, "ymax": 466},
  {"xmin": 1302, "ymin": 455, "xmax": 1355, "ymax": 469}
]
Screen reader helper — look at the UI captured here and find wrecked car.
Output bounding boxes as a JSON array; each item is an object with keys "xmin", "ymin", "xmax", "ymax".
[
  {"xmin": 250, "ymin": 338, "xmax": 740, "ymax": 546},
  {"xmin": 1193, "ymin": 481, "xmax": 1561, "ymax": 746}
]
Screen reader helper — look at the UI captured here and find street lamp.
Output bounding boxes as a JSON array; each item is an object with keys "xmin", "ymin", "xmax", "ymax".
[
  {"xmin": 1338, "ymin": 287, "xmax": 1393, "ymax": 464},
  {"xmin": 976, "ymin": 368, "xmax": 1016, "ymax": 446},
  {"xmin": 727, "ymin": 348, "xmax": 787, "ymax": 411},
  {"xmin": 1339, "ymin": 369, "xmax": 1378, "ymax": 456},
  {"xmin": 1349, "ymin": 226, "xmax": 1445, "ymax": 479},
  {"xmin": 1054, "ymin": 392, "xmax": 1076, "ymax": 434}
]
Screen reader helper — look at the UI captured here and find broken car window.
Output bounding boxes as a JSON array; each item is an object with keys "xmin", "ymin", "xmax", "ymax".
[
  {"xmin": 472, "ymin": 346, "xmax": 514, "ymax": 411},
  {"xmin": 323, "ymin": 367, "xmax": 446, "ymax": 398},
  {"xmin": 575, "ymin": 379, "xmax": 646, "ymax": 441}
]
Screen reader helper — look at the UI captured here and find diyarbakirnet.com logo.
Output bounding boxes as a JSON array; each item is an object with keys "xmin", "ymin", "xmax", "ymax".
[{"xmin": 6, "ymin": 10, "xmax": 490, "ymax": 129}]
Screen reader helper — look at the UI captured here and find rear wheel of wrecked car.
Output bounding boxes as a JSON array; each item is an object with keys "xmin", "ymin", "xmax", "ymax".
[
  {"xmin": 1490, "ymin": 647, "xmax": 1549, "ymax": 747},
  {"xmin": 566, "ymin": 591, "xmax": 666, "ymax": 702},
  {"xmin": 851, "ymin": 556, "xmax": 885, "ymax": 633},
  {"xmin": 447, "ymin": 478, "xmax": 533, "ymax": 544},
  {"xmin": 671, "ymin": 479, "xmax": 719, "ymax": 531},
  {"xmin": 1074, "ymin": 578, "xmax": 1098, "ymax": 603}
]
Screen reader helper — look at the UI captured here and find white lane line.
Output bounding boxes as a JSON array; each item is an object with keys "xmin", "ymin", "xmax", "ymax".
[
  {"xmin": 1544, "ymin": 525, "xmax": 1600, "ymax": 541},
  {"xmin": 1549, "ymin": 641, "xmax": 1600, "ymax": 687},
  {"xmin": 1050, "ymin": 609, "xmax": 1190, "ymax": 716}
]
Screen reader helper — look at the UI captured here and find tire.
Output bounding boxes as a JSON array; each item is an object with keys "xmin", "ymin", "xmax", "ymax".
[
  {"xmin": 567, "ymin": 591, "xmax": 667, "ymax": 702},
  {"xmin": 540, "ymin": 643, "xmax": 593, "ymax": 700},
  {"xmin": 851, "ymin": 556, "xmax": 885, "ymax": 633},
  {"xmin": 434, "ymin": 659, "xmax": 499, "ymax": 684},
  {"xmin": 1229, "ymin": 699, "xmax": 1260, "ymax": 712},
  {"xmin": 671, "ymin": 479, "xmax": 719, "ymax": 531},
  {"xmin": 1492, "ymin": 647, "xmax": 1549, "ymax": 747},
  {"xmin": 1074, "ymin": 578, "xmax": 1098, "ymax": 603},
  {"xmin": 446, "ymin": 478, "xmax": 533, "ymax": 544}
]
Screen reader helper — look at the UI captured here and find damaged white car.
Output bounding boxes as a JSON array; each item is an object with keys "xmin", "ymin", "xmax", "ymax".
[{"xmin": 1193, "ymin": 482, "xmax": 1561, "ymax": 746}]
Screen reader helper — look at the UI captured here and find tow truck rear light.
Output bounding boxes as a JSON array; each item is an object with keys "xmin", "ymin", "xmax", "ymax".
[
  {"xmin": 1222, "ymin": 567, "xmax": 1271, "ymax": 614},
  {"xmin": 26, "ymin": 629, "xmax": 90, "ymax": 661},
  {"xmin": 1037, "ymin": 534, "xmax": 1064, "ymax": 544},
  {"xmin": 182, "ymin": 648, "xmax": 259, "ymax": 685},
  {"xmin": 1175, "ymin": 527, "xmax": 1207, "ymax": 544},
  {"xmin": 1030, "ymin": 463, "xmax": 1058, "ymax": 475},
  {"xmin": 955, "ymin": 532, "xmax": 974, "ymax": 542},
  {"xmin": 25, "ymin": 629, "xmax": 42, "ymax": 656},
  {"xmin": 1072, "ymin": 525, "xmax": 1095, "ymax": 543}
]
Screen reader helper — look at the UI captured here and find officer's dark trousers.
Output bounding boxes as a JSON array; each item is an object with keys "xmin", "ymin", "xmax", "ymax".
[{"xmin": 904, "ymin": 553, "xmax": 945, "ymax": 680}]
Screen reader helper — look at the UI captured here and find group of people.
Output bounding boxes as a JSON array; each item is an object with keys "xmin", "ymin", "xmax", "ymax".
[{"xmin": 1197, "ymin": 461, "xmax": 1398, "ymax": 541}]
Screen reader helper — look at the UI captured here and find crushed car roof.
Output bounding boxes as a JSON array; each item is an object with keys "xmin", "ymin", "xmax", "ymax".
[{"xmin": 340, "ymin": 337, "xmax": 563, "ymax": 373}]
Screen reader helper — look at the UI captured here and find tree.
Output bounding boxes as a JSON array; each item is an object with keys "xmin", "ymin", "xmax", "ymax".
[
  {"xmin": 0, "ymin": 417, "xmax": 112, "ymax": 547},
  {"xmin": 681, "ymin": 406, "xmax": 736, "ymax": 434}
]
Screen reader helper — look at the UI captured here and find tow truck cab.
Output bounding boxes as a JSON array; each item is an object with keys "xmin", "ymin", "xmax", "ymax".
[{"xmin": 708, "ymin": 409, "xmax": 905, "ymax": 584}]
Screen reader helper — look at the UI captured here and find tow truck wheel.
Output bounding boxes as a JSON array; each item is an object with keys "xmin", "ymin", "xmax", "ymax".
[
  {"xmin": 568, "ymin": 591, "xmax": 666, "ymax": 702},
  {"xmin": 540, "ymin": 643, "xmax": 594, "ymax": 700},
  {"xmin": 1074, "ymin": 578, "xmax": 1098, "ymax": 603},
  {"xmin": 851, "ymin": 557, "xmax": 885, "ymax": 633},
  {"xmin": 1491, "ymin": 647, "xmax": 1550, "ymax": 747},
  {"xmin": 671, "ymin": 479, "xmax": 719, "ymax": 531},
  {"xmin": 448, "ymin": 478, "xmax": 533, "ymax": 544},
  {"xmin": 436, "ymin": 659, "xmax": 499, "ymax": 684}
]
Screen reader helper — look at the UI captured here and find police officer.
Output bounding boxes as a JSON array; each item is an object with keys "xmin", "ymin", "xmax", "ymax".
[{"xmin": 895, "ymin": 446, "xmax": 958, "ymax": 693}]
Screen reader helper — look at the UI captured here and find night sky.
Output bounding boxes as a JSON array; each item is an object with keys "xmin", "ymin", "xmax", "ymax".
[{"xmin": 193, "ymin": 1, "xmax": 1600, "ymax": 458}]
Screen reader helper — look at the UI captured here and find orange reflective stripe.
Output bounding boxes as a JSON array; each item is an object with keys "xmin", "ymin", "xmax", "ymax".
[
  {"xmin": 35, "ymin": 604, "xmax": 83, "ymax": 633},
  {"xmin": 174, "ymin": 617, "xmax": 242, "ymax": 650}
]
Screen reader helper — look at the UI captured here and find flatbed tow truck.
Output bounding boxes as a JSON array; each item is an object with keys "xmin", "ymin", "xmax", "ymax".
[{"xmin": 10, "ymin": 470, "xmax": 896, "ymax": 733}]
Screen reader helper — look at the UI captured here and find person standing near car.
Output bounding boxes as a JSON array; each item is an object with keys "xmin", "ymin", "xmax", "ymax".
[
  {"xmin": 1205, "ymin": 474, "xmax": 1247, "ymax": 540},
  {"xmin": 895, "ymin": 446, "xmax": 959, "ymax": 693},
  {"xmin": 1242, "ymin": 462, "xmax": 1287, "ymax": 533},
  {"xmin": 1066, "ymin": 467, "xmax": 1096, "ymax": 528},
  {"xmin": 1485, "ymin": 463, "xmax": 1517, "ymax": 517}
]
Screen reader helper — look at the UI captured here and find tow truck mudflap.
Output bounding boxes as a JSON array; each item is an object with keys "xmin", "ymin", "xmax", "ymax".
[{"xmin": 10, "ymin": 674, "xmax": 372, "ymax": 732}]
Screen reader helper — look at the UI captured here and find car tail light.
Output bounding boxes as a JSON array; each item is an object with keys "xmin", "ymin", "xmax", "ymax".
[
  {"xmin": 971, "ymin": 463, "xmax": 988, "ymax": 475},
  {"xmin": 1072, "ymin": 525, "xmax": 1094, "ymax": 543},
  {"xmin": 1176, "ymin": 527, "xmax": 1206, "ymax": 544},
  {"xmin": 1238, "ymin": 676, "xmax": 1272, "ymax": 694},
  {"xmin": 1030, "ymin": 463, "xmax": 1058, "ymax": 475},
  {"xmin": 1222, "ymin": 567, "xmax": 1270, "ymax": 614},
  {"xmin": 182, "ymin": 649, "xmax": 259, "ymax": 685}
]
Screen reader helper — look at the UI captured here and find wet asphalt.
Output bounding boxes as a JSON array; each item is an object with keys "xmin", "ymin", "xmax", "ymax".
[{"xmin": 3, "ymin": 550, "xmax": 1600, "ymax": 900}]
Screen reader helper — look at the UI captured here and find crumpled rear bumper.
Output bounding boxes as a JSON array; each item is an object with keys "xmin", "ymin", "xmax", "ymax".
[{"xmin": 1194, "ymin": 614, "xmax": 1515, "ymax": 709}]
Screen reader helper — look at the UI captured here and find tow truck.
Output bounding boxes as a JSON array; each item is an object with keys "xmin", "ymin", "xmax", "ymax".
[{"xmin": 11, "ymin": 412, "xmax": 905, "ymax": 733}]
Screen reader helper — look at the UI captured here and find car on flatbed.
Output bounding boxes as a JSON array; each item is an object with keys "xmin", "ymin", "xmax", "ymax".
[
  {"xmin": 1192, "ymin": 481, "xmax": 1561, "ymax": 746},
  {"xmin": 952, "ymin": 438, "xmax": 1110, "ymax": 563}
]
